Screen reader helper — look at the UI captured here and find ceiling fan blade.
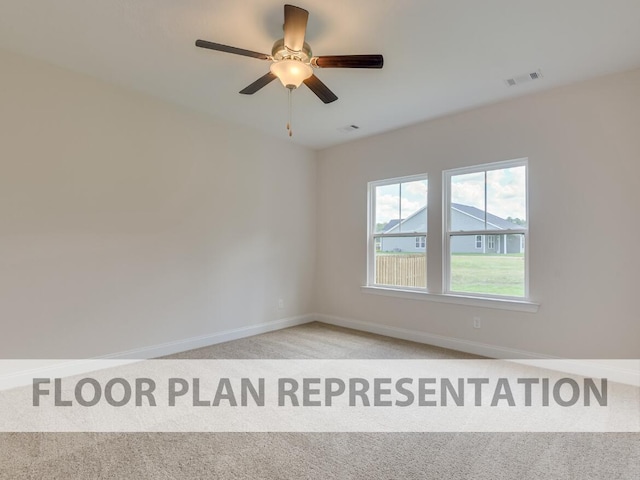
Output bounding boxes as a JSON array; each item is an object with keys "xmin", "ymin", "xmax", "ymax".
[
  {"xmin": 239, "ymin": 72, "xmax": 278, "ymax": 95},
  {"xmin": 195, "ymin": 40, "xmax": 270, "ymax": 60},
  {"xmin": 284, "ymin": 4, "xmax": 309, "ymax": 52},
  {"xmin": 303, "ymin": 75, "xmax": 338, "ymax": 104},
  {"xmin": 312, "ymin": 55, "xmax": 384, "ymax": 69}
]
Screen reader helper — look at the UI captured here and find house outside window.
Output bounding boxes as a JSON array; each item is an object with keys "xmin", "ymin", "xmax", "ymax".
[
  {"xmin": 368, "ymin": 174, "xmax": 428, "ymax": 289},
  {"xmin": 444, "ymin": 159, "xmax": 528, "ymax": 299}
]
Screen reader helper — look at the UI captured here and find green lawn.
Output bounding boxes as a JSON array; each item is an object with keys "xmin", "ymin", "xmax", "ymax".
[
  {"xmin": 450, "ymin": 253, "xmax": 525, "ymax": 297},
  {"xmin": 375, "ymin": 251, "xmax": 525, "ymax": 296}
]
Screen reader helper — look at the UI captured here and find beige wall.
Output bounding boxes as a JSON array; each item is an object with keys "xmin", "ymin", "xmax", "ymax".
[
  {"xmin": 2, "ymin": 47, "xmax": 638, "ymax": 360},
  {"xmin": 0, "ymin": 49, "xmax": 317, "ymax": 357},
  {"xmin": 315, "ymin": 68, "xmax": 640, "ymax": 358}
]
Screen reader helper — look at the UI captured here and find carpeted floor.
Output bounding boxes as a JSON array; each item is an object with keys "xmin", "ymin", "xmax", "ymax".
[{"xmin": 1, "ymin": 322, "xmax": 638, "ymax": 479}]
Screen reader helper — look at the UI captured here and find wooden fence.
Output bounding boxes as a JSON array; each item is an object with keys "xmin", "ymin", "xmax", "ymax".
[{"xmin": 375, "ymin": 254, "xmax": 426, "ymax": 287}]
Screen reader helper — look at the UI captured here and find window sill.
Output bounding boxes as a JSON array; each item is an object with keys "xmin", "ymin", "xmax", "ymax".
[{"xmin": 360, "ymin": 286, "xmax": 539, "ymax": 313}]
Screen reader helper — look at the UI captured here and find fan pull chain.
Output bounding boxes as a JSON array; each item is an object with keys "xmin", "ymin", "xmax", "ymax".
[{"xmin": 286, "ymin": 86, "xmax": 293, "ymax": 137}]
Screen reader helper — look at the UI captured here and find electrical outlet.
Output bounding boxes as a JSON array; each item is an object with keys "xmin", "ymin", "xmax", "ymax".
[
  {"xmin": 277, "ymin": 299, "xmax": 284, "ymax": 309},
  {"xmin": 473, "ymin": 317, "xmax": 481, "ymax": 329}
]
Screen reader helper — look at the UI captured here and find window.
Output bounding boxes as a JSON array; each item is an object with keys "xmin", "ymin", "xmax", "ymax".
[
  {"xmin": 444, "ymin": 159, "xmax": 528, "ymax": 299},
  {"xmin": 368, "ymin": 174, "xmax": 428, "ymax": 289},
  {"xmin": 365, "ymin": 158, "xmax": 532, "ymax": 308}
]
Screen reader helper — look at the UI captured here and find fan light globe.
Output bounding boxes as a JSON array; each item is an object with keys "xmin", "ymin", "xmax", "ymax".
[{"xmin": 270, "ymin": 59, "xmax": 313, "ymax": 89}]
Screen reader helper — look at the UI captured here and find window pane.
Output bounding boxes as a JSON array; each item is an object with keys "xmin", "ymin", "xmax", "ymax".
[
  {"xmin": 487, "ymin": 166, "xmax": 527, "ymax": 227},
  {"xmin": 375, "ymin": 238, "xmax": 426, "ymax": 288},
  {"xmin": 399, "ymin": 179, "xmax": 427, "ymax": 233},
  {"xmin": 450, "ymin": 172, "xmax": 485, "ymax": 231},
  {"xmin": 371, "ymin": 175, "xmax": 428, "ymax": 290},
  {"xmin": 449, "ymin": 234, "xmax": 525, "ymax": 297},
  {"xmin": 375, "ymin": 184, "xmax": 400, "ymax": 233}
]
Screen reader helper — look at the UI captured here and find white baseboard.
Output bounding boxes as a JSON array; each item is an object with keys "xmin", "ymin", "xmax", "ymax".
[
  {"xmin": 314, "ymin": 313, "xmax": 640, "ymax": 386},
  {"xmin": 3, "ymin": 313, "xmax": 637, "ymax": 390},
  {"xmin": 314, "ymin": 313, "xmax": 546, "ymax": 359},
  {"xmin": 1, "ymin": 314, "xmax": 315, "ymax": 390},
  {"xmin": 101, "ymin": 313, "xmax": 315, "ymax": 361}
]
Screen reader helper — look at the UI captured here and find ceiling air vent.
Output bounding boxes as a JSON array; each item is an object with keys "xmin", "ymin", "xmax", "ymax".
[
  {"xmin": 337, "ymin": 124, "xmax": 360, "ymax": 133},
  {"xmin": 504, "ymin": 69, "xmax": 543, "ymax": 87}
]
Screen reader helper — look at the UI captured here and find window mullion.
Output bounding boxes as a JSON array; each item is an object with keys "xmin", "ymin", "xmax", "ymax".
[
  {"xmin": 398, "ymin": 183, "xmax": 402, "ymax": 233},
  {"xmin": 484, "ymin": 171, "xmax": 487, "ymax": 230}
]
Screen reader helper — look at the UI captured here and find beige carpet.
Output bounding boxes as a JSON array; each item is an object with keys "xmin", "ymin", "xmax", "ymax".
[{"xmin": 1, "ymin": 322, "xmax": 638, "ymax": 479}]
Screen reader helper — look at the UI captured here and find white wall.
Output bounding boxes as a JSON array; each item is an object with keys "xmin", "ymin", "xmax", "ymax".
[
  {"xmin": 0, "ymin": 49, "xmax": 316, "ymax": 358},
  {"xmin": 315, "ymin": 68, "xmax": 640, "ymax": 358}
]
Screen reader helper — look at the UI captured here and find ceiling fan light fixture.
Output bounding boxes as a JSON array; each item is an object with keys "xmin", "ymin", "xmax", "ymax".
[{"xmin": 270, "ymin": 59, "xmax": 313, "ymax": 89}]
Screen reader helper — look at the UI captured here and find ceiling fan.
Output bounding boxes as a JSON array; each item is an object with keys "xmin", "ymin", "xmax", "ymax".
[{"xmin": 195, "ymin": 4, "xmax": 383, "ymax": 134}]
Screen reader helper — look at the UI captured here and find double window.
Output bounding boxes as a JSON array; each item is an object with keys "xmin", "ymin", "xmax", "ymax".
[{"xmin": 368, "ymin": 158, "xmax": 528, "ymax": 300}]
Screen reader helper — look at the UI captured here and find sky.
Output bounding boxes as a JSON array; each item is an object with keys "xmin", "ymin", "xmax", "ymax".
[
  {"xmin": 375, "ymin": 166, "xmax": 526, "ymax": 224},
  {"xmin": 375, "ymin": 179, "xmax": 427, "ymax": 225},
  {"xmin": 451, "ymin": 166, "xmax": 526, "ymax": 220}
]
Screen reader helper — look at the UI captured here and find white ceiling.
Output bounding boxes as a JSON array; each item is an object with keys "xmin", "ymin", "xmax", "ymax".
[{"xmin": 1, "ymin": 0, "xmax": 639, "ymax": 149}]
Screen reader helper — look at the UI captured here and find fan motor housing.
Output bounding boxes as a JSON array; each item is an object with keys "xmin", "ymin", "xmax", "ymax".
[{"xmin": 271, "ymin": 38, "xmax": 312, "ymax": 63}]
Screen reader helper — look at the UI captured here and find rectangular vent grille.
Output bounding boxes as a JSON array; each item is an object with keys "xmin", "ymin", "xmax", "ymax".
[
  {"xmin": 504, "ymin": 69, "xmax": 543, "ymax": 87},
  {"xmin": 337, "ymin": 124, "xmax": 360, "ymax": 133}
]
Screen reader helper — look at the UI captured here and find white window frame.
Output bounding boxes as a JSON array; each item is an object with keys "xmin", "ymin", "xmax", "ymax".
[
  {"xmin": 487, "ymin": 235, "xmax": 495, "ymax": 250},
  {"xmin": 475, "ymin": 235, "xmax": 483, "ymax": 249},
  {"xmin": 415, "ymin": 236, "xmax": 426, "ymax": 248},
  {"xmin": 367, "ymin": 173, "xmax": 428, "ymax": 290},
  {"xmin": 443, "ymin": 158, "xmax": 529, "ymax": 300}
]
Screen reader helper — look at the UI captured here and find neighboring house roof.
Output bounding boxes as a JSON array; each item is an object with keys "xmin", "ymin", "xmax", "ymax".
[
  {"xmin": 382, "ymin": 219, "xmax": 402, "ymax": 232},
  {"xmin": 451, "ymin": 203, "xmax": 520, "ymax": 230},
  {"xmin": 383, "ymin": 206, "xmax": 427, "ymax": 234},
  {"xmin": 383, "ymin": 203, "xmax": 520, "ymax": 233}
]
